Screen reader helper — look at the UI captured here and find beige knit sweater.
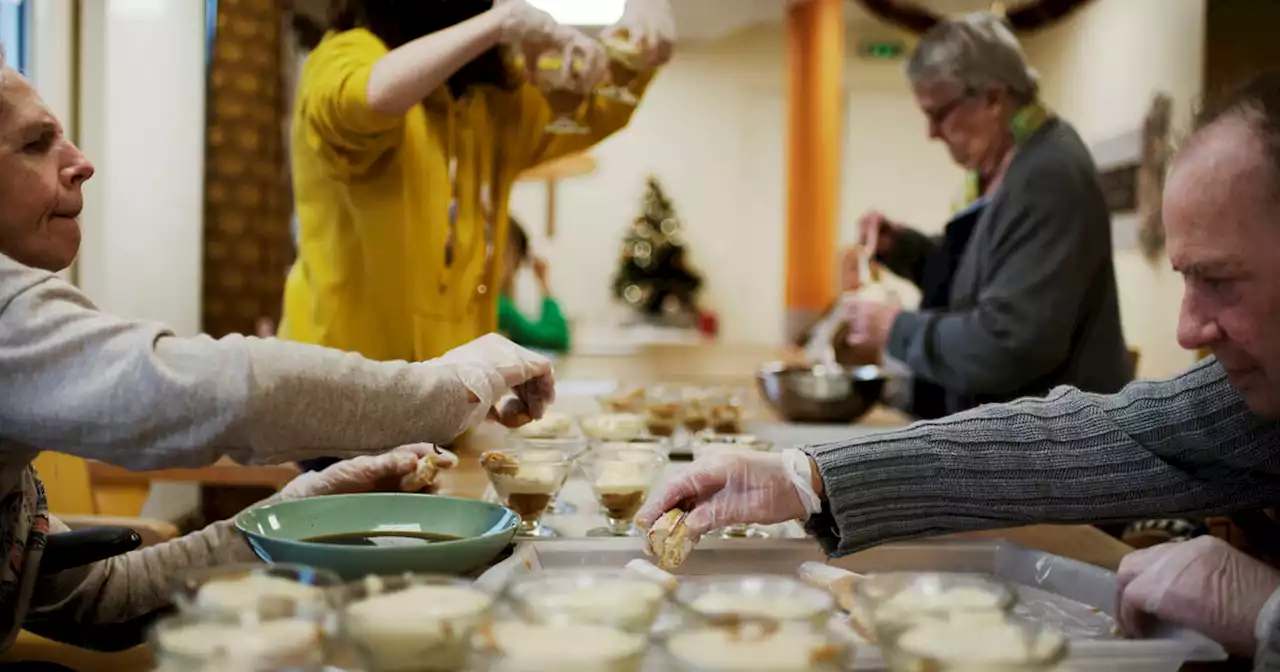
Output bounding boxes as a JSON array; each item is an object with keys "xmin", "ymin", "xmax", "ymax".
[{"xmin": 0, "ymin": 253, "xmax": 482, "ymax": 650}]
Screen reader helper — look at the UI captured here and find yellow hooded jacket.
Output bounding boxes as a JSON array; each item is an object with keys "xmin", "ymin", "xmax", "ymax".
[{"xmin": 282, "ymin": 28, "xmax": 654, "ymax": 361}]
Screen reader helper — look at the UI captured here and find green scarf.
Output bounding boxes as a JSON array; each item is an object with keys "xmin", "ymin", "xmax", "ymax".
[{"xmin": 958, "ymin": 100, "xmax": 1053, "ymax": 208}]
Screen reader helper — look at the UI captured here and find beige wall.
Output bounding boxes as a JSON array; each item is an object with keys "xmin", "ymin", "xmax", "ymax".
[
  {"xmin": 1023, "ymin": 0, "xmax": 1206, "ymax": 378},
  {"xmin": 508, "ymin": 23, "xmax": 954, "ymax": 345}
]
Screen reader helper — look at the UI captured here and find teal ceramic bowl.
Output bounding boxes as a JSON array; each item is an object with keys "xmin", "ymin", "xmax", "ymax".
[{"xmin": 235, "ymin": 493, "xmax": 519, "ymax": 580}]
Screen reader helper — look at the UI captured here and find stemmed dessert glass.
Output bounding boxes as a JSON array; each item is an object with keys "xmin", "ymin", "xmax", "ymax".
[
  {"xmin": 579, "ymin": 444, "xmax": 668, "ymax": 537},
  {"xmin": 535, "ymin": 54, "xmax": 590, "ymax": 135},
  {"xmin": 481, "ymin": 447, "xmax": 573, "ymax": 538}
]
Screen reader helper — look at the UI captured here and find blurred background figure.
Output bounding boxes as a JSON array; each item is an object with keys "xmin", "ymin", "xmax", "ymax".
[{"xmin": 499, "ymin": 218, "xmax": 571, "ymax": 353}]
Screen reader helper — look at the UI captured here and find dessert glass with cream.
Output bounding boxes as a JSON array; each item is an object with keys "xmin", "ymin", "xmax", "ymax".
[
  {"xmin": 514, "ymin": 412, "xmax": 577, "ymax": 440},
  {"xmin": 598, "ymin": 386, "xmax": 647, "ymax": 413},
  {"xmin": 505, "ymin": 568, "xmax": 668, "ymax": 632},
  {"xmin": 517, "ymin": 436, "xmax": 589, "ymax": 516},
  {"xmin": 171, "ymin": 563, "xmax": 341, "ymax": 620},
  {"xmin": 338, "ymin": 574, "xmax": 495, "ymax": 672},
  {"xmin": 664, "ymin": 620, "xmax": 847, "ymax": 672},
  {"xmin": 481, "ymin": 447, "xmax": 572, "ymax": 538},
  {"xmin": 150, "ymin": 610, "xmax": 327, "ymax": 672},
  {"xmin": 877, "ymin": 610, "xmax": 1068, "ymax": 671},
  {"xmin": 580, "ymin": 413, "xmax": 648, "ymax": 442},
  {"xmin": 703, "ymin": 388, "xmax": 747, "ymax": 434},
  {"xmin": 599, "ymin": 35, "xmax": 643, "ymax": 105},
  {"xmin": 578, "ymin": 446, "xmax": 668, "ymax": 536},
  {"xmin": 534, "ymin": 54, "xmax": 589, "ymax": 135},
  {"xmin": 643, "ymin": 386, "xmax": 686, "ymax": 438},
  {"xmin": 851, "ymin": 572, "xmax": 1016, "ymax": 644},
  {"xmin": 676, "ymin": 575, "xmax": 834, "ymax": 630},
  {"xmin": 482, "ymin": 620, "xmax": 648, "ymax": 672}
]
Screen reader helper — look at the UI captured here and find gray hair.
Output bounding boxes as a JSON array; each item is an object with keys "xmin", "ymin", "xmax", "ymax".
[{"xmin": 905, "ymin": 12, "xmax": 1040, "ymax": 105}]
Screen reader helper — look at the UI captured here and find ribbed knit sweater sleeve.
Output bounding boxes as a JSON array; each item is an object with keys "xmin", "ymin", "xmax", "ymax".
[{"xmin": 802, "ymin": 357, "xmax": 1280, "ymax": 556}]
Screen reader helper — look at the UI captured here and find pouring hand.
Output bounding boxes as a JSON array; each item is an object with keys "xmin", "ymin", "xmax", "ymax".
[
  {"xmin": 856, "ymin": 211, "xmax": 898, "ymax": 256},
  {"xmin": 601, "ymin": 0, "xmax": 676, "ymax": 69}
]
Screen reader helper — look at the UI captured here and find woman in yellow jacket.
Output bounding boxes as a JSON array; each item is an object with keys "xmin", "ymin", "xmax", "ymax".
[{"xmin": 282, "ymin": 0, "xmax": 673, "ymax": 366}]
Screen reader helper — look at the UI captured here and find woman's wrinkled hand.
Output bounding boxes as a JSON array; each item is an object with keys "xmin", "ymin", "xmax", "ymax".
[{"xmin": 280, "ymin": 444, "xmax": 458, "ymax": 501}]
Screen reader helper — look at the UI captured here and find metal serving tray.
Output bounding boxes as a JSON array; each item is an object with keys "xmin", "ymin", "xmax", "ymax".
[{"xmin": 476, "ymin": 538, "xmax": 1226, "ymax": 671}]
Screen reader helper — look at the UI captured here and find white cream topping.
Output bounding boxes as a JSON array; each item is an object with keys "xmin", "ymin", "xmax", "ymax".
[
  {"xmin": 667, "ymin": 625, "xmax": 835, "ymax": 671},
  {"xmin": 194, "ymin": 574, "xmax": 324, "ymax": 613},
  {"xmin": 691, "ymin": 593, "xmax": 823, "ymax": 621},
  {"xmin": 344, "ymin": 585, "xmax": 492, "ymax": 672},
  {"xmin": 522, "ymin": 580, "xmax": 663, "ymax": 629},
  {"xmin": 492, "ymin": 621, "xmax": 646, "ymax": 671}
]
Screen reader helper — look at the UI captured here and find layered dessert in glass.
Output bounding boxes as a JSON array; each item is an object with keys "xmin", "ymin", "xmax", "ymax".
[
  {"xmin": 481, "ymin": 447, "xmax": 572, "ymax": 538},
  {"xmin": 579, "ymin": 445, "xmax": 667, "ymax": 536},
  {"xmin": 505, "ymin": 568, "xmax": 668, "ymax": 632}
]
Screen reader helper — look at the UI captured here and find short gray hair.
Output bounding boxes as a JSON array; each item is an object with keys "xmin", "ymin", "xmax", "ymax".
[{"xmin": 905, "ymin": 12, "xmax": 1040, "ymax": 105}]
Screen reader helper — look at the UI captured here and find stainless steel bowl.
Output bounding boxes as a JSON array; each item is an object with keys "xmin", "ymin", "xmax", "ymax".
[{"xmin": 756, "ymin": 362, "xmax": 887, "ymax": 424}]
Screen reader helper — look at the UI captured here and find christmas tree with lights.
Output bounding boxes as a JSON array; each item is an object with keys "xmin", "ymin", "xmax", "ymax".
[{"xmin": 611, "ymin": 176, "xmax": 703, "ymax": 326}]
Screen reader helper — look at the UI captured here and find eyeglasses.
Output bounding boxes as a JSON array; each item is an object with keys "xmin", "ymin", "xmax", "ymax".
[{"xmin": 922, "ymin": 90, "xmax": 975, "ymax": 129}]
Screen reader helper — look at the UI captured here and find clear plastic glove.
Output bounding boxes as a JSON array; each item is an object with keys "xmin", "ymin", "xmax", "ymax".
[
  {"xmin": 634, "ymin": 449, "xmax": 821, "ymax": 542},
  {"xmin": 496, "ymin": 0, "xmax": 608, "ymax": 90},
  {"xmin": 430, "ymin": 334, "xmax": 555, "ymax": 430},
  {"xmin": 601, "ymin": 0, "xmax": 677, "ymax": 68},
  {"xmin": 1117, "ymin": 536, "xmax": 1280, "ymax": 656},
  {"xmin": 280, "ymin": 444, "xmax": 458, "ymax": 501}
]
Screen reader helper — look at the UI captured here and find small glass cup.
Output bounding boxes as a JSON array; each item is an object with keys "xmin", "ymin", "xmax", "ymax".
[
  {"xmin": 705, "ymin": 390, "xmax": 746, "ymax": 435},
  {"xmin": 171, "ymin": 563, "xmax": 341, "ymax": 619},
  {"xmin": 663, "ymin": 620, "xmax": 847, "ymax": 672},
  {"xmin": 644, "ymin": 387, "xmax": 686, "ymax": 438},
  {"xmin": 599, "ymin": 35, "xmax": 643, "ymax": 105},
  {"xmin": 514, "ymin": 412, "xmax": 578, "ymax": 440},
  {"xmin": 598, "ymin": 386, "xmax": 647, "ymax": 413},
  {"xmin": 338, "ymin": 574, "xmax": 494, "ymax": 672},
  {"xmin": 680, "ymin": 388, "xmax": 713, "ymax": 434},
  {"xmin": 878, "ymin": 610, "xmax": 1067, "ymax": 672},
  {"xmin": 505, "ymin": 568, "xmax": 667, "ymax": 632},
  {"xmin": 579, "ymin": 445, "xmax": 668, "ymax": 536},
  {"xmin": 481, "ymin": 447, "xmax": 572, "ymax": 538},
  {"xmin": 535, "ymin": 55, "xmax": 590, "ymax": 135},
  {"xmin": 676, "ymin": 575, "xmax": 834, "ymax": 630},
  {"xmin": 851, "ymin": 572, "xmax": 1016, "ymax": 644},
  {"xmin": 150, "ymin": 610, "xmax": 327, "ymax": 672},
  {"xmin": 517, "ymin": 436, "xmax": 589, "ymax": 516},
  {"xmin": 689, "ymin": 435, "xmax": 776, "ymax": 539},
  {"xmin": 580, "ymin": 413, "xmax": 648, "ymax": 442},
  {"xmin": 480, "ymin": 620, "xmax": 648, "ymax": 672}
]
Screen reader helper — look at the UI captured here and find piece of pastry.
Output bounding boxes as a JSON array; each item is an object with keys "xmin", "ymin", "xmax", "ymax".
[
  {"xmin": 646, "ymin": 509, "xmax": 694, "ymax": 571},
  {"xmin": 399, "ymin": 449, "xmax": 453, "ymax": 492}
]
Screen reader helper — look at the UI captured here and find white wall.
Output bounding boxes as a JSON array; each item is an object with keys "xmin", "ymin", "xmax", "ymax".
[
  {"xmin": 1023, "ymin": 0, "xmax": 1206, "ymax": 378},
  {"xmin": 76, "ymin": 0, "xmax": 205, "ymax": 336},
  {"xmin": 510, "ymin": 23, "xmax": 957, "ymax": 345}
]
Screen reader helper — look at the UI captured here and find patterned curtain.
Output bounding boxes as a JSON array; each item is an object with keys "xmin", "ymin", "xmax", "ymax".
[{"xmin": 202, "ymin": 0, "xmax": 293, "ymax": 338}]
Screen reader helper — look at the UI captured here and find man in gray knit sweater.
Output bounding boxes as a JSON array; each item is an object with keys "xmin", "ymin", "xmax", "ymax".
[{"xmin": 640, "ymin": 72, "xmax": 1280, "ymax": 667}]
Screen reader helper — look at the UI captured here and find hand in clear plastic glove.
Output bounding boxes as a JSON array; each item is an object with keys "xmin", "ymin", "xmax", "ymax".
[
  {"xmin": 496, "ymin": 0, "xmax": 607, "ymax": 90},
  {"xmin": 431, "ymin": 333, "xmax": 556, "ymax": 430},
  {"xmin": 1117, "ymin": 535, "xmax": 1280, "ymax": 657},
  {"xmin": 601, "ymin": 0, "xmax": 677, "ymax": 68},
  {"xmin": 634, "ymin": 450, "xmax": 822, "ymax": 541},
  {"xmin": 280, "ymin": 444, "xmax": 458, "ymax": 501}
]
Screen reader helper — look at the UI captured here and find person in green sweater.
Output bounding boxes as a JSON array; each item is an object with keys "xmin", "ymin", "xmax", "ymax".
[{"xmin": 498, "ymin": 219, "xmax": 570, "ymax": 353}]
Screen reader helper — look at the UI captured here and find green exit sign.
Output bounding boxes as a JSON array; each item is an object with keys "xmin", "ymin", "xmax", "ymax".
[{"xmin": 858, "ymin": 40, "xmax": 907, "ymax": 61}]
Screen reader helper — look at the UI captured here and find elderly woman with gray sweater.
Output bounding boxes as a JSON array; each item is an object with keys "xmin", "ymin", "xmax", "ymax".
[
  {"xmin": 843, "ymin": 13, "xmax": 1131, "ymax": 420},
  {"xmin": 0, "ymin": 54, "xmax": 552, "ymax": 651}
]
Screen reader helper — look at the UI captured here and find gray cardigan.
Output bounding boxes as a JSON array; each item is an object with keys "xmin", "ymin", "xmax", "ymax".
[
  {"xmin": 802, "ymin": 357, "xmax": 1280, "ymax": 665},
  {"xmin": 880, "ymin": 118, "xmax": 1132, "ymax": 414}
]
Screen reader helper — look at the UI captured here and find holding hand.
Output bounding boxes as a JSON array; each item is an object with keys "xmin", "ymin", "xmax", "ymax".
[
  {"xmin": 602, "ymin": 0, "xmax": 677, "ymax": 69},
  {"xmin": 432, "ymin": 333, "xmax": 556, "ymax": 430},
  {"xmin": 856, "ymin": 210, "xmax": 898, "ymax": 256},
  {"xmin": 844, "ymin": 297, "xmax": 901, "ymax": 349},
  {"xmin": 1118, "ymin": 536, "xmax": 1280, "ymax": 657},
  {"xmin": 496, "ymin": 0, "xmax": 607, "ymax": 89},
  {"xmin": 634, "ymin": 451, "xmax": 822, "ymax": 543},
  {"xmin": 281, "ymin": 444, "xmax": 458, "ymax": 500}
]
